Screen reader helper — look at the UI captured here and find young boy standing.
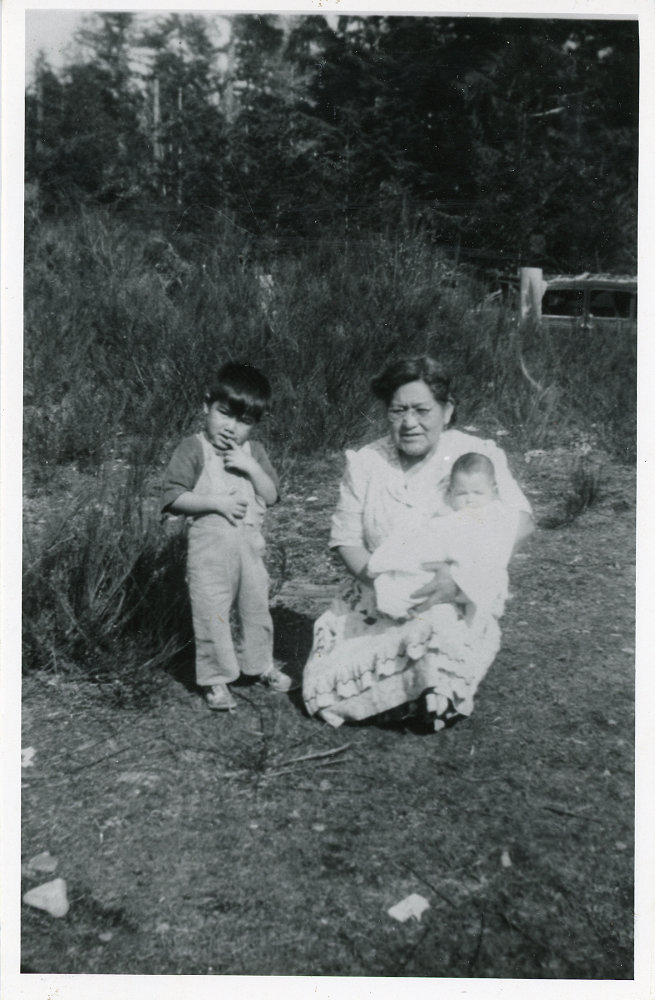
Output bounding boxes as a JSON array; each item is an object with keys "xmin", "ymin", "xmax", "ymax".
[{"xmin": 162, "ymin": 362, "xmax": 293, "ymax": 710}]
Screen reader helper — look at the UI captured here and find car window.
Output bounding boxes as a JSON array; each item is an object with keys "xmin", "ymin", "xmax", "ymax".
[
  {"xmin": 588, "ymin": 289, "xmax": 634, "ymax": 318},
  {"xmin": 541, "ymin": 288, "xmax": 585, "ymax": 317}
]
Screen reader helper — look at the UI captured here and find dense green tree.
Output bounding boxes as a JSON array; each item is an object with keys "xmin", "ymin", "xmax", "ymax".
[
  {"xmin": 25, "ymin": 54, "xmax": 66, "ymax": 209},
  {"xmin": 24, "ymin": 12, "xmax": 638, "ymax": 272},
  {"xmin": 448, "ymin": 19, "xmax": 639, "ymax": 270},
  {"xmin": 220, "ymin": 15, "xmax": 321, "ymax": 244},
  {"xmin": 288, "ymin": 14, "xmax": 638, "ymax": 272},
  {"xmin": 136, "ymin": 14, "xmax": 227, "ymax": 221},
  {"xmin": 26, "ymin": 14, "xmax": 147, "ymax": 207}
]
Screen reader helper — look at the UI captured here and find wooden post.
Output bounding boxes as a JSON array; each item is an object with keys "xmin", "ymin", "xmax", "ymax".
[
  {"xmin": 176, "ymin": 86, "xmax": 183, "ymax": 208},
  {"xmin": 519, "ymin": 267, "xmax": 544, "ymax": 321},
  {"xmin": 152, "ymin": 75, "xmax": 162, "ymax": 163}
]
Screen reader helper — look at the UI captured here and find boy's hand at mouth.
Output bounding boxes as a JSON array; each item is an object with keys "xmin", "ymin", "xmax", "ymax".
[
  {"xmin": 214, "ymin": 427, "xmax": 236, "ymax": 452},
  {"xmin": 222, "ymin": 440, "xmax": 255, "ymax": 475}
]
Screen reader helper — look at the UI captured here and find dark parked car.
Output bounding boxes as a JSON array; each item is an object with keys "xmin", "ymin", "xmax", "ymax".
[{"xmin": 519, "ymin": 267, "xmax": 637, "ymax": 332}]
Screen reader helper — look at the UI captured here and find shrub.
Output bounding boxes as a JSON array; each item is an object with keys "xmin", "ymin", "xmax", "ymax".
[
  {"xmin": 539, "ymin": 454, "xmax": 605, "ymax": 529},
  {"xmin": 22, "ymin": 462, "xmax": 192, "ymax": 697}
]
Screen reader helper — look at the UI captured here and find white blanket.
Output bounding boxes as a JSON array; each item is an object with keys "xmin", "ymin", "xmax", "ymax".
[{"xmin": 367, "ymin": 502, "xmax": 518, "ymax": 620}]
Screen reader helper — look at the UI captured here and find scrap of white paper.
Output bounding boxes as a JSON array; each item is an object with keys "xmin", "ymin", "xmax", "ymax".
[{"xmin": 387, "ymin": 893, "xmax": 430, "ymax": 923}]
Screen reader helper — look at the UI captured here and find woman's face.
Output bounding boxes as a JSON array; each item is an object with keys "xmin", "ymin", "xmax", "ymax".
[{"xmin": 387, "ymin": 380, "xmax": 453, "ymax": 461}]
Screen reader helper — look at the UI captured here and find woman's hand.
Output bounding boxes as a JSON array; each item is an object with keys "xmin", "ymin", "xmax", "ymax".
[
  {"xmin": 410, "ymin": 561, "xmax": 462, "ymax": 610},
  {"xmin": 512, "ymin": 511, "xmax": 536, "ymax": 554}
]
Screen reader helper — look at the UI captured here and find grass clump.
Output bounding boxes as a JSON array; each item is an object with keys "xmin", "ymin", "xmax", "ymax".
[
  {"xmin": 539, "ymin": 455, "xmax": 605, "ymax": 529},
  {"xmin": 23, "ymin": 461, "xmax": 191, "ymax": 699}
]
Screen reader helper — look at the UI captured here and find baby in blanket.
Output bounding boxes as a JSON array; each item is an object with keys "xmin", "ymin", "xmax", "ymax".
[{"xmin": 367, "ymin": 452, "xmax": 518, "ymax": 624}]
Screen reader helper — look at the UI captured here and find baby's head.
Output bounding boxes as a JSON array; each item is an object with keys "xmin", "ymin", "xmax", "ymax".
[{"xmin": 447, "ymin": 453, "xmax": 497, "ymax": 511}]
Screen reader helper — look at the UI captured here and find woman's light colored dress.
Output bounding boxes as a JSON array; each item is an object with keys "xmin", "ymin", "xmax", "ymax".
[{"xmin": 302, "ymin": 429, "xmax": 531, "ymax": 726}]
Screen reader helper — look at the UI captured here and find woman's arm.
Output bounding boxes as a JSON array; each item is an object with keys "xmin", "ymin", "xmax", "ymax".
[
  {"xmin": 329, "ymin": 449, "xmax": 371, "ymax": 560},
  {"xmin": 513, "ymin": 510, "xmax": 535, "ymax": 552},
  {"xmin": 335, "ymin": 545, "xmax": 373, "ymax": 584}
]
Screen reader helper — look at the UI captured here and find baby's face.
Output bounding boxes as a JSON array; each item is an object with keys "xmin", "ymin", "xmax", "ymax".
[{"xmin": 449, "ymin": 470, "xmax": 496, "ymax": 511}]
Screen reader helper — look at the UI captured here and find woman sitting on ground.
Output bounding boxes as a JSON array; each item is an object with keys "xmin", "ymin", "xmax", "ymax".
[{"xmin": 302, "ymin": 355, "xmax": 534, "ymax": 729}]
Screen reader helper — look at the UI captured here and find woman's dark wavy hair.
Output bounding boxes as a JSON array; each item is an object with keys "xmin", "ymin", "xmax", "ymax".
[
  {"xmin": 205, "ymin": 362, "xmax": 271, "ymax": 422},
  {"xmin": 370, "ymin": 355, "xmax": 456, "ymax": 422}
]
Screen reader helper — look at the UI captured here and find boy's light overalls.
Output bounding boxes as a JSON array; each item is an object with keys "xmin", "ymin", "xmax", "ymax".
[{"xmin": 187, "ymin": 433, "xmax": 273, "ymax": 687}]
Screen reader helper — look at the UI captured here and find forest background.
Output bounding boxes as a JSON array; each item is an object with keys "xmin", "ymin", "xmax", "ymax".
[{"xmin": 25, "ymin": 12, "xmax": 637, "ymax": 271}]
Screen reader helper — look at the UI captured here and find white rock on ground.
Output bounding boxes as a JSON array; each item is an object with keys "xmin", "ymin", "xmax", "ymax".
[
  {"xmin": 23, "ymin": 878, "xmax": 69, "ymax": 918},
  {"xmin": 24, "ymin": 851, "xmax": 58, "ymax": 875}
]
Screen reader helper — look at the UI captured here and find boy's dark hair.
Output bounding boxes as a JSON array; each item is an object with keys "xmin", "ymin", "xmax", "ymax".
[
  {"xmin": 370, "ymin": 355, "xmax": 456, "ymax": 423},
  {"xmin": 450, "ymin": 452, "xmax": 496, "ymax": 483},
  {"xmin": 205, "ymin": 363, "xmax": 271, "ymax": 422}
]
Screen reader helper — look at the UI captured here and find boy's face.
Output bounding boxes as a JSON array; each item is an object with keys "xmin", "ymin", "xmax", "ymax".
[
  {"xmin": 449, "ymin": 470, "xmax": 496, "ymax": 511},
  {"xmin": 204, "ymin": 400, "xmax": 256, "ymax": 450}
]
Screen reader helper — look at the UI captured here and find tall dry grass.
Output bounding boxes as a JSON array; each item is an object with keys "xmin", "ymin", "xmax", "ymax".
[{"xmin": 22, "ymin": 209, "xmax": 636, "ymax": 684}]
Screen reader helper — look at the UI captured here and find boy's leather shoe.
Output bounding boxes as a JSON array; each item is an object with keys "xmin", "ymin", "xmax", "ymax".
[{"xmin": 204, "ymin": 683, "xmax": 237, "ymax": 711}]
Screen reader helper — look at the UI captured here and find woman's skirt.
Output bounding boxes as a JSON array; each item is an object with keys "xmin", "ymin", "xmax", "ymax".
[{"xmin": 302, "ymin": 578, "xmax": 501, "ymax": 727}]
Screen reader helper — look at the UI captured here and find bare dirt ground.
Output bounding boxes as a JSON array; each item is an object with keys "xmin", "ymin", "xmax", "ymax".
[{"xmin": 21, "ymin": 445, "xmax": 635, "ymax": 977}]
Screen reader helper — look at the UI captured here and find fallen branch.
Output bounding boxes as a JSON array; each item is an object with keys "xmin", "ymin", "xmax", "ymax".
[
  {"xmin": 470, "ymin": 910, "xmax": 486, "ymax": 968},
  {"xmin": 276, "ymin": 743, "xmax": 351, "ymax": 767},
  {"xmin": 262, "ymin": 758, "xmax": 348, "ymax": 782},
  {"xmin": 398, "ymin": 863, "xmax": 458, "ymax": 910},
  {"xmin": 543, "ymin": 804, "xmax": 604, "ymax": 824},
  {"xmin": 496, "ymin": 909, "xmax": 552, "ymax": 956}
]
